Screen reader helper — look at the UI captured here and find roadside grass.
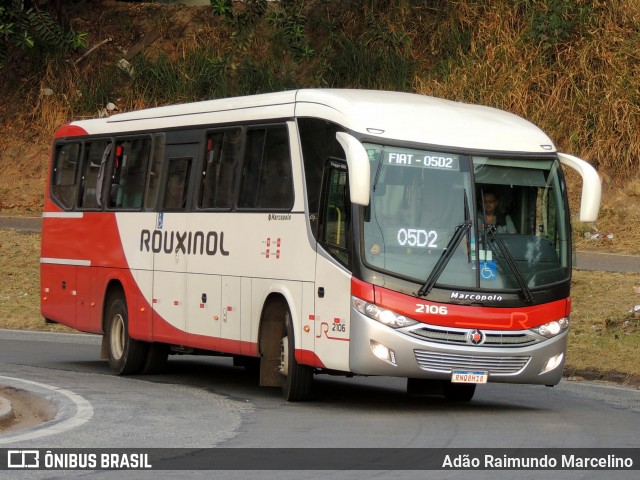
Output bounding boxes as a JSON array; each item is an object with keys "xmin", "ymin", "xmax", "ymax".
[
  {"xmin": 1, "ymin": 230, "xmax": 638, "ymax": 382},
  {"xmin": 568, "ymin": 270, "xmax": 640, "ymax": 382},
  {"xmin": 0, "ymin": 230, "xmax": 70, "ymax": 332}
]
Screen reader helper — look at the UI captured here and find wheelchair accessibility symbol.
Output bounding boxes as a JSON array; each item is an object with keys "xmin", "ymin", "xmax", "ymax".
[{"xmin": 480, "ymin": 261, "xmax": 497, "ymax": 280}]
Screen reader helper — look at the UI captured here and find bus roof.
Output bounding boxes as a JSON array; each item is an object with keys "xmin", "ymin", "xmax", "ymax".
[{"xmin": 60, "ymin": 89, "xmax": 555, "ymax": 154}]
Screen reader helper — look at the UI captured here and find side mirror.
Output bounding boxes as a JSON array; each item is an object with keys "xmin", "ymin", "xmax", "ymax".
[
  {"xmin": 336, "ymin": 132, "xmax": 370, "ymax": 206},
  {"xmin": 558, "ymin": 152, "xmax": 601, "ymax": 222}
]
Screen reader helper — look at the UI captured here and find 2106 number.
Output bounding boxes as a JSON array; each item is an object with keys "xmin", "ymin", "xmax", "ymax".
[{"xmin": 415, "ymin": 304, "xmax": 448, "ymax": 315}]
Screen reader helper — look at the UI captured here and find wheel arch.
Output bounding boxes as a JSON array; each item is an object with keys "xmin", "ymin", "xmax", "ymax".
[
  {"xmin": 257, "ymin": 292, "xmax": 290, "ymax": 356},
  {"xmin": 256, "ymin": 283, "xmax": 303, "ymax": 355}
]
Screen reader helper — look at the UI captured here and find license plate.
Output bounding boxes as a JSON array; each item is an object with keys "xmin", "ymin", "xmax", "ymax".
[{"xmin": 451, "ymin": 370, "xmax": 488, "ymax": 384}]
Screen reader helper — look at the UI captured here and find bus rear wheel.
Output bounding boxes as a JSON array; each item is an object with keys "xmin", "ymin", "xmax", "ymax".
[
  {"xmin": 280, "ymin": 311, "xmax": 313, "ymax": 402},
  {"xmin": 105, "ymin": 294, "xmax": 147, "ymax": 375}
]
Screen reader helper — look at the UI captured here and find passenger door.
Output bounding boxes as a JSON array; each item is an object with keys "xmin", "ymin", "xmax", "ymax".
[
  {"xmin": 151, "ymin": 143, "xmax": 198, "ymax": 344},
  {"xmin": 313, "ymin": 160, "xmax": 352, "ymax": 371}
]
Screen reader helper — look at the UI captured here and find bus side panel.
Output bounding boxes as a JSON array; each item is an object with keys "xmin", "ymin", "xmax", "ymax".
[
  {"xmin": 297, "ymin": 282, "xmax": 319, "ymax": 366},
  {"xmin": 41, "ymin": 263, "xmax": 77, "ymax": 328},
  {"xmin": 76, "ymin": 265, "xmax": 93, "ymax": 331},
  {"xmin": 313, "ymin": 251, "xmax": 351, "ymax": 372},
  {"xmin": 41, "ymin": 212, "xmax": 155, "ymax": 336}
]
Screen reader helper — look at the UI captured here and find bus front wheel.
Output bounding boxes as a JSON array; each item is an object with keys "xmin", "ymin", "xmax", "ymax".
[
  {"xmin": 105, "ymin": 294, "xmax": 147, "ymax": 375},
  {"xmin": 280, "ymin": 311, "xmax": 313, "ymax": 401}
]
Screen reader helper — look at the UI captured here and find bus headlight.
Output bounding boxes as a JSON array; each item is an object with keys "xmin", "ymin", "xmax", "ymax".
[
  {"xmin": 533, "ymin": 317, "xmax": 570, "ymax": 338},
  {"xmin": 352, "ymin": 297, "xmax": 417, "ymax": 329}
]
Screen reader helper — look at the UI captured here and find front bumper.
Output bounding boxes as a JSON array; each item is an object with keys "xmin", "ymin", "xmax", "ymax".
[{"xmin": 348, "ymin": 308, "xmax": 567, "ymax": 385}]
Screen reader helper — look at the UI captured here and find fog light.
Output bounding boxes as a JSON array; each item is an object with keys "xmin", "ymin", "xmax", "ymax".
[
  {"xmin": 370, "ymin": 340, "xmax": 397, "ymax": 366},
  {"xmin": 540, "ymin": 353, "xmax": 564, "ymax": 374}
]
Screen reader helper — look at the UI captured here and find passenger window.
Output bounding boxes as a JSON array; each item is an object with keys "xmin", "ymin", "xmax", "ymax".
[
  {"xmin": 144, "ymin": 134, "xmax": 165, "ymax": 210},
  {"xmin": 108, "ymin": 137, "xmax": 151, "ymax": 209},
  {"xmin": 79, "ymin": 140, "xmax": 111, "ymax": 209},
  {"xmin": 238, "ymin": 125, "xmax": 293, "ymax": 209},
  {"xmin": 51, "ymin": 142, "xmax": 81, "ymax": 209},
  {"xmin": 199, "ymin": 129, "xmax": 241, "ymax": 209},
  {"xmin": 164, "ymin": 158, "xmax": 191, "ymax": 210}
]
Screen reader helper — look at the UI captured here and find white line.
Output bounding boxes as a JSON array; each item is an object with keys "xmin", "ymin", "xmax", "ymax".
[
  {"xmin": 42, "ymin": 212, "xmax": 84, "ymax": 219},
  {"xmin": 40, "ymin": 257, "xmax": 91, "ymax": 267},
  {"xmin": 0, "ymin": 376, "xmax": 94, "ymax": 445}
]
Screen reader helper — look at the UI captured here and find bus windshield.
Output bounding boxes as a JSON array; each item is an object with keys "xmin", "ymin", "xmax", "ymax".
[{"xmin": 362, "ymin": 144, "xmax": 569, "ymax": 291}]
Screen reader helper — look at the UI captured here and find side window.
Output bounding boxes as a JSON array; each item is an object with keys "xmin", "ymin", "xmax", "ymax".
[
  {"xmin": 238, "ymin": 124, "xmax": 293, "ymax": 209},
  {"xmin": 51, "ymin": 142, "xmax": 81, "ymax": 209},
  {"xmin": 320, "ymin": 161, "xmax": 351, "ymax": 266},
  {"xmin": 163, "ymin": 158, "xmax": 191, "ymax": 210},
  {"xmin": 79, "ymin": 140, "xmax": 111, "ymax": 209},
  {"xmin": 108, "ymin": 137, "xmax": 151, "ymax": 209},
  {"xmin": 298, "ymin": 118, "xmax": 346, "ymax": 238},
  {"xmin": 144, "ymin": 134, "xmax": 165, "ymax": 210},
  {"xmin": 199, "ymin": 128, "xmax": 241, "ymax": 209}
]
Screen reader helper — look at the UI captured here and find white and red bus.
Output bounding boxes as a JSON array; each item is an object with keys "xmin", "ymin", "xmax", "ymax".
[{"xmin": 41, "ymin": 89, "xmax": 601, "ymax": 401}]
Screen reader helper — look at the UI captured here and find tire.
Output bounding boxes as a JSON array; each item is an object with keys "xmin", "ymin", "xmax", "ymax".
[
  {"xmin": 442, "ymin": 381, "xmax": 476, "ymax": 402},
  {"xmin": 141, "ymin": 343, "xmax": 169, "ymax": 374},
  {"xmin": 105, "ymin": 294, "xmax": 148, "ymax": 375},
  {"xmin": 280, "ymin": 311, "xmax": 313, "ymax": 401}
]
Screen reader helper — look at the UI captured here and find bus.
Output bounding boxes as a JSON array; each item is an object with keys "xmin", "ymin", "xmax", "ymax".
[{"xmin": 41, "ymin": 89, "xmax": 601, "ymax": 402}]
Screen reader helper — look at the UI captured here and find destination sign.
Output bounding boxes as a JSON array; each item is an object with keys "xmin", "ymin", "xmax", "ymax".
[{"xmin": 383, "ymin": 149, "xmax": 460, "ymax": 171}]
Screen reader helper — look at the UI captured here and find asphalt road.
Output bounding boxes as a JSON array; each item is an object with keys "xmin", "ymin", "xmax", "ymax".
[
  {"xmin": 2, "ymin": 215, "xmax": 638, "ymax": 272},
  {"xmin": 0, "ymin": 330, "xmax": 638, "ymax": 479}
]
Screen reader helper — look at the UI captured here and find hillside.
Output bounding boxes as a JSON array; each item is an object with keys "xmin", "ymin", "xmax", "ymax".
[{"xmin": 1, "ymin": 0, "xmax": 639, "ymax": 254}]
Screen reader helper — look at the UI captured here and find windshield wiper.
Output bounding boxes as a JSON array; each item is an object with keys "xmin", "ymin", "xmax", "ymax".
[
  {"xmin": 484, "ymin": 224, "xmax": 534, "ymax": 304},
  {"xmin": 417, "ymin": 220, "xmax": 471, "ymax": 297}
]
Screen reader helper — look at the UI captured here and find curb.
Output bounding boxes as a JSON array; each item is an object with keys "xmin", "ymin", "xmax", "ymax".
[{"xmin": 0, "ymin": 394, "xmax": 14, "ymax": 428}]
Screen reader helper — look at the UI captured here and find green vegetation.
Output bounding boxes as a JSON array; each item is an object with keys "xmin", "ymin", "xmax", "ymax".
[
  {"xmin": 0, "ymin": 2, "xmax": 86, "ymax": 71},
  {"xmin": 4, "ymin": 0, "xmax": 637, "ymax": 183}
]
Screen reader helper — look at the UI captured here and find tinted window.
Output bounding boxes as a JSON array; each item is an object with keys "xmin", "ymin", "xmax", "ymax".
[
  {"xmin": 238, "ymin": 125, "xmax": 293, "ymax": 209},
  {"xmin": 108, "ymin": 137, "xmax": 151, "ymax": 209},
  {"xmin": 51, "ymin": 142, "xmax": 81, "ymax": 209},
  {"xmin": 320, "ymin": 162, "xmax": 351, "ymax": 266},
  {"xmin": 298, "ymin": 118, "xmax": 345, "ymax": 233},
  {"xmin": 144, "ymin": 134, "xmax": 165, "ymax": 210},
  {"xmin": 164, "ymin": 158, "xmax": 191, "ymax": 210},
  {"xmin": 79, "ymin": 140, "xmax": 111, "ymax": 209},
  {"xmin": 199, "ymin": 129, "xmax": 241, "ymax": 209}
]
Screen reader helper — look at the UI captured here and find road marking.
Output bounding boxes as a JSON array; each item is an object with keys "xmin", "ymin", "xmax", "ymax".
[{"xmin": 0, "ymin": 376, "xmax": 94, "ymax": 444}]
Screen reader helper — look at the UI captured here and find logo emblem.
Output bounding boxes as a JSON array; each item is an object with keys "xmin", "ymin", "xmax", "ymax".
[{"xmin": 466, "ymin": 329, "xmax": 485, "ymax": 345}]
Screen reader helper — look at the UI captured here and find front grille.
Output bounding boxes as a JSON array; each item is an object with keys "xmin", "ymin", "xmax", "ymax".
[
  {"xmin": 407, "ymin": 326, "xmax": 538, "ymax": 347},
  {"xmin": 414, "ymin": 350, "xmax": 531, "ymax": 375}
]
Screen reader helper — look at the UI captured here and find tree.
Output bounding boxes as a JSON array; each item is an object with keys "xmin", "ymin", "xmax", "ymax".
[{"xmin": 0, "ymin": 0, "xmax": 86, "ymax": 73}]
